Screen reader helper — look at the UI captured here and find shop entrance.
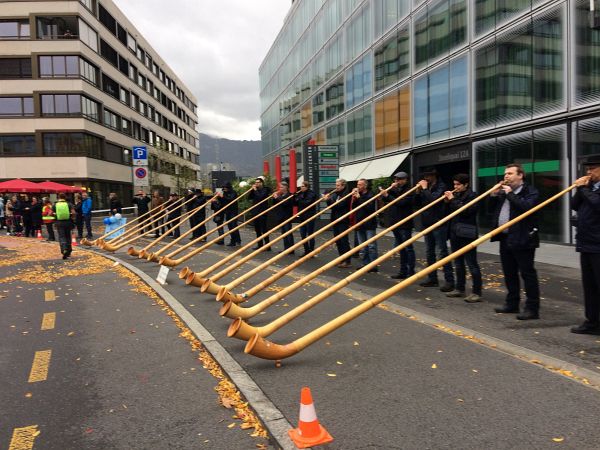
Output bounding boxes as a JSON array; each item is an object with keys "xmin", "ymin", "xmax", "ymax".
[{"xmin": 413, "ymin": 144, "xmax": 472, "ymax": 187}]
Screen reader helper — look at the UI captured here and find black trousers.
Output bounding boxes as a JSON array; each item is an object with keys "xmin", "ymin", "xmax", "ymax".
[
  {"xmin": 45, "ymin": 222, "xmax": 56, "ymax": 241},
  {"xmin": 56, "ymin": 220, "xmax": 72, "ymax": 255},
  {"xmin": 499, "ymin": 239, "xmax": 540, "ymax": 312},
  {"xmin": 333, "ymin": 222, "xmax": 351, "ymax": 264},
  {"xmin": 451, "ymin": 237, "xmax": 482, "ymax": 295},
  {"xmin": 580, "ymin": 252, "xmax": 600, "ymax": 325},
  {"xmin": 225, "ymin": 212, "xmax": 241, "ymax": 244},
  {"xmin": 253, "ymin": 215, "xmax": 270, "ymax": 246}
]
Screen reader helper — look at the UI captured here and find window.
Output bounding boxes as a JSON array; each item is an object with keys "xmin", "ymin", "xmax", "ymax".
[
  {"xmin": 119, "ymin": 87, "xmax": 129, "ymax": 104},
  {"xmin": 127, "ymin": 33, "xmax": 136, "ymax": 52},
  {"xmin": 375, "ymin": 24, "xmax": 410, "ymax": 92},
  {"xmin": 374, "ymin": 84, "xmax": 410, "ymax": 153},
  {"xmin": 39, "ymin": 55, "xmax": 79, "ymax": 78},
  {"xmin": 43, "ymin": 132, "xmax": 102, "ymax": 158},
  {"xmin": 79, "ymin": 57, "xmax": 98, "ymax": 85},
  {"xmin": 0, "ymin": 97, "xmax": 34, "ymax": 117},
  {"xmin": 0, "ymin": 58, "xmax": 32, "ymax": 79},
  {"xmin": 36, "ymin": 16, "xmax": 79, "ymax": 40},
  {"xmin": 346, "ymin": 104, "xmax": 372, "ymax": 161},
  {"xmin": 103, "ymin": 109, "xmax": 121, "ymax": 131},
  {"xmin": 81, "ymin": 96, "xmax": 99, "ymax": 122},
  {"xmin": 0, "ymin": 135, "xmax": 36, "ymax": 156},
  {"xmin": 102, "ymin": 74, "xmax": 119, "ymax": 99},
  {"xmin": 326, "ymin": 77, "xmax": 344, "ymax": 120},
  {"xmin": 80, "ymin": 0, "xmax": 96, "ymax": 13},
  {"xmin": 78, "ymin": 18, "xmax": 98, "ymax": 51},
  {"xmin": 100, "ymin": 39, "xmax": 118, "ymax": 66},
  {"xmin": 346, "ymin": 52, "xmax": 372, "ymax": 108},
  {"xmin": 0, "ymin": 19, "xmax": 30, "ymax": 39},
  {"xmin": 475, "ymin": 0, "xmax": 531, "ymax": 37},
  {"xmin": 99, "ymin": 4, "xmax": 117, "ymax": 34},
  {"xmin": 575, "ymin": 0, "xmax": 600, "ymax": 105},
  {"xmin": 41, "ymin": 94, "xmax": 82, "ymax": 116}
]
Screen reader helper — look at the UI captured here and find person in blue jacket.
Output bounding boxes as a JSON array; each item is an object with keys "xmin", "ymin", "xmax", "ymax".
[
  {"xmin": 491, "ymin": 163, "xmax": 540, "ymax": 320},
  {"xmin": 571, "ymin": 156, "xmax": 600, "ymax": 335},
  {"xmin": 81, "ymin": 191, "xmax": 93, "ymax": 239}
]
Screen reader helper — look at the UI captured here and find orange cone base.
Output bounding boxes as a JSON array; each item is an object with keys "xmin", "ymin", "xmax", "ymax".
[{"xmin": 288, "ymin": 425, "xmax": 333, "ymax": 448}]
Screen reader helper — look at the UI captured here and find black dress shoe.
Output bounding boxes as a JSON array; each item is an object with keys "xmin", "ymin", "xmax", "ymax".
[
  {"xmin": 368, "ymin": 267, "xmax": 379, "ymax": 273},
  {"xmin": 391, "ymin": 274, "xmax": 407, "ymax": 280},
  {"xmin": 517, "ymin": 310, "xmax": 539, "ymax": 320},
  {"xmin": 420, "ymin": 280, "xmax": 439, "ymax": 287},
  {"xmin": 494, "ymin": 305, "xmax": 520, "ymax": 314},
  {"xmin": 439, "ymin": 283, "xmax": 455, "ymax": 293},
  {"xmin": 227, "ymin": 242, "xmax": 237, "ymax": 247},
  {"xmin": 570, "ymin": 322, "xmax": 600, "ymax": 335}
]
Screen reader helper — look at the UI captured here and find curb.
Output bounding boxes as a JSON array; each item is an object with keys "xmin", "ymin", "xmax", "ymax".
[{"xmin": 90, "ymin": 249, "xmax": 297, "ymax": 450}]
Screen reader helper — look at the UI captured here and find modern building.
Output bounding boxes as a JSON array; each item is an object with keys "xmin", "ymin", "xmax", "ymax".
[
  {"xmin": 259, "ymin": 0, "xmax": 600, "ymax": 244},
  {"xmin": 0, "ymin": 0, "xmax": 200, "ymax": 208}
]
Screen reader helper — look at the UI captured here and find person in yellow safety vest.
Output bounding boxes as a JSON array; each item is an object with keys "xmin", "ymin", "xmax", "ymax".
[
  {"xmin": 53, "ymin": 193, "xmax": 75, "ymax": 259},
  {"xmin": 42, "ymin": 197, "xmax": 56, "ymax": 242}
]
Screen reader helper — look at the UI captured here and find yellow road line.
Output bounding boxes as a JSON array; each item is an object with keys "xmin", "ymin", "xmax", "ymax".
[
  {"xmin": 40, "ymin": 313, "xmax": 56, "ymax": 331},
  {"xmin": 28, "ymin": 350, "xmax": 51, "ymax": 383},
  {"xmin": 8, "ymin": 425, "xmax": 40, "ymax": 450},
  {"xmin": 44, "ymin": 290, "xmax": 56, "ymax": 302}
]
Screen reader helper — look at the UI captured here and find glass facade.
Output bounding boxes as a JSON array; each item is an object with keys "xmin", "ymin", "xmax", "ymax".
[{"xmin": 260, "ymin": 0, "xmax": 600, "ymax": 243}]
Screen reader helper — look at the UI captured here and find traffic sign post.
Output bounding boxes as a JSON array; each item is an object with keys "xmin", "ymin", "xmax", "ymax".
[
  {"xmin": 133, "ymin": 166, "xmax": 149, "ymax": 187},
  {"xmin": 132, "ymin": 146, "xmax": 148, "ymax": 166}
]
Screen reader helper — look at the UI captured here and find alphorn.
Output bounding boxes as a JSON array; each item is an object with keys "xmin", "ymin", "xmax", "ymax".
[
  {"xmin": 244, "ymin": 182, "xmax": 577, "ymax": 360},
  {"xmin": 144, "ymin": 188, "xmax": 269, "ymax": 262},
  {"xmin": 103, "ymin": 196, "xmax": 187, "ymax": 247},
  {"xmin": 100, "ymin": 195, "xmax": 196, "ymax": 252},
  {"xmin": 181, "ymin": 191, "xmax": 349, "ymax": 287},
  {"xmin": 228, "ymin": 183, "xmax": 501, "ymax": 340},
  {"xmin": 215, "ymin": 184, "xmax": 420, "ymax": 306},
  {"xmin": 130, "ymin": 190, "xmax": 242, "ymax": 259},
  {"xmin": 200, "ymin": 185, "xmax": 396, "ymax": 296},
  {"xmin": 220, "ymin": 184, "xmax": 421, "ymax": 315},
  {"xmin": 158, "ymin": 194, "xmax": 294, "ymax": 267},
  {"xmin": 80, "ymin": 195, "xmax": 169, "ymax": 246}
]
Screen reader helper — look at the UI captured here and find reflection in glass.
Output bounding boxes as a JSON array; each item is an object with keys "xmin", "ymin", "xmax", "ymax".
[
  {"xmin": 574, "ymin": 0, "xmax": 600, "ymax": 105},
  {"xmin": 429, "ymin": 65, "xmax": 449, "ymax": 140}
]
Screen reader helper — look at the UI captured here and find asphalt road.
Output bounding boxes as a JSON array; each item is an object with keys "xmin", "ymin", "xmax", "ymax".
[{"xmin": 3, "ymin": 222, "xmax": 600, "ymax": 449}]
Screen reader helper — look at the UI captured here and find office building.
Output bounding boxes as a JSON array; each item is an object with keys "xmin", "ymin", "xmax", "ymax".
[
  {"xmin": 0, "ymin": 0, "xmax": 200, "ymax": 207},
  {"xmin": 259, "ymin": 0, "xmax": 600, "ymax": 244}
]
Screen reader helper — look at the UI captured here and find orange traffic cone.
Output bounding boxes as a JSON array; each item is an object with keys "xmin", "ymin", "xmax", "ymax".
[
  {"xmin": 71, "ymin": 233, "xmax": 78, "ymax": 247},
  {"xmin": 36, "ymin": 229, "xmax": 43, "ymax": 240},
  {"xmin": 288, "ymin": 387, "xmax": 333, "ymax": 448}
]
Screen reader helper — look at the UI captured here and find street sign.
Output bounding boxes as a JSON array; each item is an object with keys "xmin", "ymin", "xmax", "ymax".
[
  {"xmin": 132, "ymin": 146, "xmax": 148, "ymax": 166},
  {"xmin": 133, "ymin": 166, "xmax": 149, "ymax": 187}
]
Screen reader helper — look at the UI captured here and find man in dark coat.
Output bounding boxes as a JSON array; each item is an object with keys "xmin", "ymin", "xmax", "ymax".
[
  {"xmin": 272, "ymin": 181, "xmax": 295, "ymax": 253},
  {"xmin": 294, "ymin": 180, "xmax": 318, "ymax": 255},
  {"xmin": 352, "ymin": 178, "xmax": 379, "ymax": 272},
  {"xmin": 221, "ymin": 182, "xmax": 241, "ymax": 246},
  {"xmin": 571, "ymin": 156, "xmax": 600, "ymax": 335},
  {"xmin": 381, "ymin": 171, "xmax": 415, "ymax": 279},
  {"xmin": 108, "ymin": 193, "xmax": 122, "ymax": 216},
  {"xmin": 188, "ymin": 189, "xmax": 208, "ymax": 240},
  {"xmin": 325, "ymin": 178, "xmax": 352, "ymax": 268},
  {"xmin": 248, "ymin": 176, "xmax": 272, "ymax": 250},
  {"xmin": 132, "ymin": 190, "xmax": 151, "ymax": 233},
  {"xmin": 165, "ymin": 193, "xmax": 182, "ymax": 238},
  {"xmin": 491, "ymin": 163, "xmax": 540, "ymax": 320},
  {"xmin": 416, "ymin": 169, "xmax": 454, "ymax": 291},
  {"xmin": 444, "ymin": 174, "xmax": 482, "ymax": 302}
]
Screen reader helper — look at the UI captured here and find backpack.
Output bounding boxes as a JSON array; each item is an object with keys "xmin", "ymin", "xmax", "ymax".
[{"xmin": 55, "ymin": 201, "xmax": 70, "ymax": 220}]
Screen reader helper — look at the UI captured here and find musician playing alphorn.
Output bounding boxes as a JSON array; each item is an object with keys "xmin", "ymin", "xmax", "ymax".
[{"xmin": 324, "ymin": 178, "xmax": 352, "ymax": 268}]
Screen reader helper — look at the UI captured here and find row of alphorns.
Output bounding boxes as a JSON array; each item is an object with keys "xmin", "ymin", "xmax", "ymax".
[{"xmin": 81, "ymin": 179, "xmax": 577, "ymax": 362}]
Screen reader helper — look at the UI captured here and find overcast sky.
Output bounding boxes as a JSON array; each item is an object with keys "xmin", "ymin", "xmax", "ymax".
[{"xmin": 112, "ymin": 0, "xmax": 291, "ymax": 141}]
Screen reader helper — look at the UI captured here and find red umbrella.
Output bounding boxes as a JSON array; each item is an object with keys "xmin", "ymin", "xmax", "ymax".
[
  {"xmin": 0, "ymin": 178, "xmax": 44, "ymax": 193},
  {"xmin": 37, "ymin": 181, "xmax": 84, "ymax": 193}
]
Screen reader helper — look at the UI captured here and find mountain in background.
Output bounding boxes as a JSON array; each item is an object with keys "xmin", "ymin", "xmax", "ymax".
[{"xmin": 199, "ymin": 133, "xmax": 262, "ymax": 177}]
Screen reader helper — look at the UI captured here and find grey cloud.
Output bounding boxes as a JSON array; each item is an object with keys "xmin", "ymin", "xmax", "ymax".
[{"xmin": 113, "ymin": 0, "xmax": 289, "ymax": 140}]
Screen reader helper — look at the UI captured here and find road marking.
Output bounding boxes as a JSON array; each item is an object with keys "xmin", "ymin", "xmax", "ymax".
[
  {"xmin": 28, "ymin": 350, "xmax": 51, "ymax": 383},
  {"xmin": 40, "ymin": 313, "xmax": 56, "ymax": 331},
  {"xmin": 8, "ymin": 425, "xmax": 40, "ymax": 450},
  {"xmin": 44, "ymin": 290, "xmax": 56, "ymax": 302}
]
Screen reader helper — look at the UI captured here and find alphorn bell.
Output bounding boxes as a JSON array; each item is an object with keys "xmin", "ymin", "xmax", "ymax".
[
  {"xmin": 228, "ymin": 183, "xmax": 501, "ymax": 341},
  {"xmin": 216, "ymin": 184, "xmax": 420, "ymax": 306},
  {"xmin": 220, "ymin": 184, "xmax": 421, "ymax": 316},
  {"xmin": 101, "ymin": 195, "xmax": 194, "ymax": 252},
  {"xmin": 158, "ymin": 194, "xmax": 294, "ymax": 267},
  {"xmin": 182, "ymin": 191, "xmax": 340, "ymax": 288},
  {"xmin": 130, "ymin": 189, "xmax": 247, "ymax": 259},
  {"xmin": 198, "ymin": 187, "xmax": 370, "ymax": 295},
  {"xmin": 244, "ymin": 182, "xmax": 578, "ymax": 360},
  {"xmin": 80, "ymin": 194, "xmax": 169, "ymax": 246}
]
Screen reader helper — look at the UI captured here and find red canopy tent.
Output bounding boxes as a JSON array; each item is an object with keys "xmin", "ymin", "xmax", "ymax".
[
  {"xmin": 37, "ymin": 181, "xmax": 84, "ymax": 193},
  {"xmin": 0, "ymin": 179, "xmax": 44, "ymax": 193}
]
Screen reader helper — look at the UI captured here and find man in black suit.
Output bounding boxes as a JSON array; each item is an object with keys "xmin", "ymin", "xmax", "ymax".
[
  {"xmin": 571, "ymin": 156, "xmax": 600, "ymax": 335},
  {"xmin": 248, "ymin": 176, "xmax": 272, "ymax": 249},
  {"xmin": 325, "ymin": 178, "xmax": 352, "ymax": 268},
  {"xmin": 491, "ymin": 163, "xmax": 541, "ymax": 320}
]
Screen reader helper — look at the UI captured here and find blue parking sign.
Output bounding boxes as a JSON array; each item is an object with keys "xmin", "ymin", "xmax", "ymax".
[{"xmin": 133, "ymin": 146, "xmax": 148, "ymax": 166}]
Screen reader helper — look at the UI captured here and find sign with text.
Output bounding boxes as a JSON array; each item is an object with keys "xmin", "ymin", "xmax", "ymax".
[
  {"xmin": 133, "ymin": 166, "xmax": 149, "ymax": 187},
  {"xmin": 132, "ymin": 146, "xmax": 148, "ymax": 166},
  {"xmin": 156, "ymin": 265, "xmax": 169, "ymax": 285},
  {"xmin": 303, "ymin": 145, "xmax": 339, "ymax": 220}
]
